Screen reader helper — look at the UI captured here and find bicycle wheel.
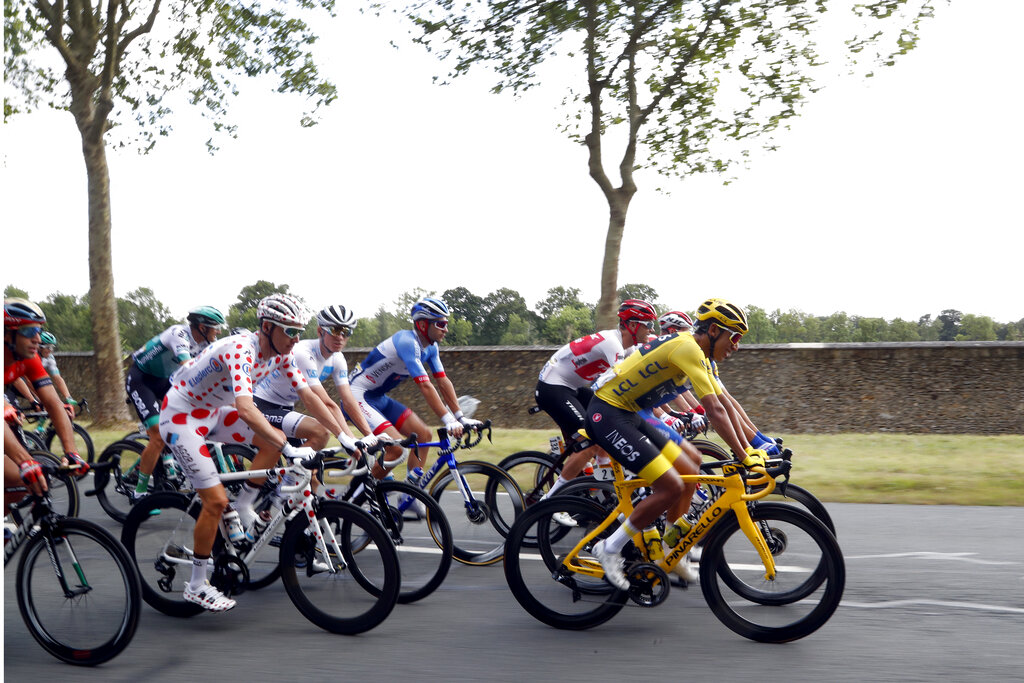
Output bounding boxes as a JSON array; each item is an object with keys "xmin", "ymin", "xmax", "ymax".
[
  {"xmin": 93, "ymin": 439, "xmax": 154, "ymax": 524},
  {"xmin": 16, "ymin": 517, "xmax": 141, "ymax": 666},
  {"xmin": 31, "ymin": 450, "xmax": 80, "ymax": 518},
  {"xmin": 699, "ymin": 502, "xmax": 845, "ymax": 643},
  {"xmin": 495, "ymin": 451, "xmax": 560, "ymax": 508},
  {"xmin": 22, "ymin": 430, "xmax": 47, "ymax": 451},
  {"xmin": 503, "ymin": 496, "xmax": 627, "ymax": 630},
  {"xmin": 353, "ymin": 480, "xmax": 453, "ymax": 603},
  {"xmin": 429, "ymin": 460, "xmax": 524, "ymax": 566},
  {"xmin": 45, "ymin": 422, "xmax": 96, "ymax": 463},
  {"xmin": 121, "ymin": 492, "xmax": 207, "ymax": 618},
  {"xmin": 280, "ymin": 500, "xmax": 400, "ymax": 634}
]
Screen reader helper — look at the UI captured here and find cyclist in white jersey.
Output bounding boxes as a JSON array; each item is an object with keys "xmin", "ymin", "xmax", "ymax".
[
  {"xmin": 36, "ymin": 332, "xmax": 78, "ymax": 418},
  {"xmin": 348, "ymin": 297, "xmax": 480, "ymax": 482},
  {"xmin": 159, "ymin": 294, "xmax": 313, "ymax": 612},
  {"xmin": 126, "ymin": 306, "xmax": 226, "ymax": 501},
  {"xmin": 533, "ymin": 299, "xmax": 657, "ymax": 506},
  {"xmin": 236, "ymin": 305, "xmax": 380, "ymax": 514}
]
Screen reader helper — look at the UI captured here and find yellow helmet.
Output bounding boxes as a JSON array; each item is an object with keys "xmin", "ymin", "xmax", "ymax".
[{"xmin": 696, "ymin": 298, "xmax": 748, "ymax": 335}]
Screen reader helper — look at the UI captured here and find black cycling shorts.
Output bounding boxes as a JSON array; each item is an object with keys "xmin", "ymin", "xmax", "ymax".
[
  {"xmin": 534, "ymin": 380, "xmax": 593, "ymax": 442},
  {"xmin": 586, "ymin": 396, "xmax": 673, "ymax": 477},
  {"xmin": 125, "ymin": 365, "xmax": 171, "ymax": 428}
]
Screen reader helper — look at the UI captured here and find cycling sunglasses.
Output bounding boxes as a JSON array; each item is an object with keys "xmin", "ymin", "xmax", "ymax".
[
  {"xmin": 273, "ymin": 323, "xmax": 304, "ymax": 338},
  {"xmin": 16, "ymin": 326, "xmax": 43, "ymax": 338},
  {"xmin": 432, "ymin": 320, "xmax": 449, "ymax": 330},
  {"xmin": 326, "ymin": 325, "xmax": 353, "ymax": 338},
  {"xmin": 628, "ymin": 319, "xmax": 655, "ymax": 332},
  {"xmin": 719, "ymin": 327, "xmax": 743, "ymax": 345}
]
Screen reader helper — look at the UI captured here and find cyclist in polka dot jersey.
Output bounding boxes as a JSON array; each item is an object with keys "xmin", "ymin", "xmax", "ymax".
[{"xmin": 159, "ymin": 294, "xmax": 312, "ymax": 613}]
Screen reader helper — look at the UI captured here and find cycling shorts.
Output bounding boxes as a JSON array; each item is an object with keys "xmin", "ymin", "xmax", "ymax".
[
  {"xmin": 534, "ymin": 380, "xmax": 593, "ymax": 443},
  {"xmin": 125, "ymin": 365, "xmax": 172, "ymax": 429},
  {"xmin": 254, "ymin": 396, "xmax": 309, "ymax": 440},
  {"xmin": 347, "ymin": 388, "xmax": 414, "ymax": 436},
  {"xmin": 158, "ymin": 396, "xmax": 257, "ymax": 491},
  {"xmin": 586, "ymin": 397, "xmax": 681, "ymax": 482}
]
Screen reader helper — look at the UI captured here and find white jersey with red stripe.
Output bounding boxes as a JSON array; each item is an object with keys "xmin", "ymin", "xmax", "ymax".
[
  {"xmin": 167, "ymin": 332, "xmax": 306, "ymax": 409},
  {"xmin": 254, "ymin": 339, "xmax": 348, "ymax": 406},
  {"xmin": 537, "ymin": 328, "xmax": 634, "ymax": 390}
]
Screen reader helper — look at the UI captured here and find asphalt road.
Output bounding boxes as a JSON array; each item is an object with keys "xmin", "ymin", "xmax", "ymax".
[{"xmin": 5, "ymin": 486, "xmax": 1023, "ymax": 682}]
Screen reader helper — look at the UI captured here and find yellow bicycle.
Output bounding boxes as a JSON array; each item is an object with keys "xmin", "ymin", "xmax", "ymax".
[{"xmin": 502, "ymin": 457, "xmax": 844, "ymax": 643}]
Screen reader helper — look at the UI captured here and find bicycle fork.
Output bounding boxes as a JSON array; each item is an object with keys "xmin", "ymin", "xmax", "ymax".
[{"xmin": 41, "ymin": 526, "xmax": 91, "ymax": 598}]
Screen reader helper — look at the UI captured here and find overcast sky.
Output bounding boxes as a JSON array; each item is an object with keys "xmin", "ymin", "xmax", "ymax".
[{"xmin": 3, "ymin": 0, "xmax": 1021, "ymax": 325}]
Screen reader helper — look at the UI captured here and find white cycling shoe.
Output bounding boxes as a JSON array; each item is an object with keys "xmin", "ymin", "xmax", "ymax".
[{"xmin": 183, "ymin": 581, "xmax": 236, "ymax": 612}]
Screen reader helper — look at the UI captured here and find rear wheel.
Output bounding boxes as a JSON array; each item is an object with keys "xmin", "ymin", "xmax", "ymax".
[
  {"xmin": 93, "ymin": 439, "xmax": 178, "ymax": 524},
  {"xmin": 120, "ymin": 492, "xmax": 207, "ymax": 618},
  {"xmin": 429, "ymin": 460, "xmax": 524, "ymax": 566},
  {"xmin": 495, "ymin": 451, "xmax": 560, "ymax": 508},
  {"xmin": 503, "ymin": 496, "xmax": 626, "ymax": 630}
]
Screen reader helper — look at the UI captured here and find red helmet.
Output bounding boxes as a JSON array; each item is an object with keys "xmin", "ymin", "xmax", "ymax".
[{"xmin": 617, "ymin": 299, "xmax": 657, "ymax": 324}]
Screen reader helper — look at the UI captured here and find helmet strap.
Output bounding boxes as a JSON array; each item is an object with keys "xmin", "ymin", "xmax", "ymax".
[{"xmin": 261, "ymin": 321, "xmax": 284, "ymax": 356}]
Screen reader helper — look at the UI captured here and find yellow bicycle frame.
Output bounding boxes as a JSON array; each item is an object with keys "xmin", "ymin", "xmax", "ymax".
[{"xmin": 562, "ymin": 460, "xmax": 780, "ymax": 583}]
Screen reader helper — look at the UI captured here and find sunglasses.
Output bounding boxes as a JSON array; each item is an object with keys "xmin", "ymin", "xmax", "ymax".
[
  {"xmin": 16, "ymin": 326, "xmax": 43, "ymax": 338},
  {"xmin": 718, "ymin": 327, "xmax": 743, "ymax": 345},
  {"xmin": 432, "ymin": 320, "xmax": 449, "ymax": 330},
  {"xmin": 274, "ymin": 323, "xmax": 304, "ymax": 338},
  {"xmin": 326, "ymin": 325, "xmax": 352, "ymax": 338},
  {"xmin": 628, "ymin": 319, "xmax": 655, "ymax": 332}
]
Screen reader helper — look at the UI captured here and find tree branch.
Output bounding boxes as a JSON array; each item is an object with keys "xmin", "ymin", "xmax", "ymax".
[
  {"xmin": 584, "ymin": 0, "xmax": 613, "ymax": 197},
  {"xmin": 118, "ymin": 0, "xmax": 161, "ymax": 54}
]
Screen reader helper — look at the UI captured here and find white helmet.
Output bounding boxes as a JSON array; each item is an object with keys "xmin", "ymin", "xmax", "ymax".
[
  {"xmin": 659, "ymin": 310, "xmax": 694, "ymax": 333},
  {"xmin": 257, "ymin": 294, "xmax": 308, "ymax": 328},
  {"xmin": 317, "ymin": 304, "xmax": 356, "ymax": 330}
]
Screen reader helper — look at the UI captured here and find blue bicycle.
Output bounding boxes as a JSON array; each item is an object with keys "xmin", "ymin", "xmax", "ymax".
[{"xmin": 399, "ymin": 421, "xmax": 524, "ymax": 566}]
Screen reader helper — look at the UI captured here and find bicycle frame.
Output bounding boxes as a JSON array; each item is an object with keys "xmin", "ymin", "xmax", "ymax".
[
  {"xmin": 153, "ymin": 452, "xmax": 347, "ymax": 580},
  {"xmin": 562, "ymin": 460, "xmax": 781, "ymax": 583},
  {"xmin": 408, "ymin": 427, "xmax": 488, "ymax": 515},
  {"xmin": 5, "ymin": 496, "xmax": 91, "ymax": 597}
]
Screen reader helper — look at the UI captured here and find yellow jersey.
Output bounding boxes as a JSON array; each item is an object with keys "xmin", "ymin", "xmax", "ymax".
[{"xmin": 592, "ymin": 332, "xmax": 720, "ymax": 412}]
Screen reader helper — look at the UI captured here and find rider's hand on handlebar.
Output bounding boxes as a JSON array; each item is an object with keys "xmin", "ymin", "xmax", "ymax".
[
  {"xmin": 458, "ymin": 416, "xmax": 483, "ymax": 430},
  {"xmin": 63, "ymin": 452, "xmax": 90, "ymax": 478},
  {"xmin": 356, "ymin": 433, "xmax": 378, "ymax": 450},
  {"xmin": 688, "ymin": 411, "xmax": 707, "ymax": 432},
  {"xmin": 3, "ymin": 403, "xmax": 21, "ymax": 426},
  {"xmin": 335, "ymin": 432, "xmax": 360, "ymax": 454},
  {"xmin": 443, "ymin": 416, "xmax": 464, "ymax": 439},
  {"xmin": 19, "ymin": 458, "xmax": 48, "ymax": 496}
]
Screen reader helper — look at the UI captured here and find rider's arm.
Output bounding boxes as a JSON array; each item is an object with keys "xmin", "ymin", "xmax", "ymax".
[
  {"xmin": 10, "ymin": 377, "xmax": 38, "ymax": 406},
  {"xmin": 37, "ymin": 383, "xmax": 78, "ymax": 457},
  {"xmin": 334, "ymin": 383, "xmax": 375, "ymax": 437},
  {"xmin": 434, "ymin": 374, "xmax": 462, "ymax": 416},
  {"xmin": 720, "ymin": 386, "xmax": 758, "ymax": 441},
  {"xmin": 699, "ymin": 393, "xmax": 751, "ymax": 459},
  {"xmin": 296, "ymin": 384, "xmax": 347, "ymax": 440}
]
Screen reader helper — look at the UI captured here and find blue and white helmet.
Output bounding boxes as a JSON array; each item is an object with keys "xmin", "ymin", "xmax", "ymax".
[{"xmin": 410, "ymin": 297, "xmax": 450, "ymax": 322}]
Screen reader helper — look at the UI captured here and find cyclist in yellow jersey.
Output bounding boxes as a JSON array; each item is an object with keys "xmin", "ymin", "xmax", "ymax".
[{"xmin": 585, "ymin": 298, "xmax": 768, "ymax": 589}]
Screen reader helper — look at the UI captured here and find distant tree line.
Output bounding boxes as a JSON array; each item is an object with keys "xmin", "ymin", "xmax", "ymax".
[{"xmin": 6, "ymin": 282, "xmax": 1022, "ymax": 352}]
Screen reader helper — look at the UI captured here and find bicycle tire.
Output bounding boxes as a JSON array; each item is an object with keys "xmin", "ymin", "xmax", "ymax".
[
  {"xmin": 121, "ymin": 492, "xmax": 208, "ymax": 618},
  {"xmin": 503, "ymin": 496, "xmax": 627, "ymax": 630},
  {"xmin": 31, "ymin": 450, "xmax": 80, "ymax": 518},
  {"xmin": 349, "ymin": 480, "xmax": 453, "ymax": 604},
  {"xmin": 16, "ymin": 517, "xmax": 142, "ymax": 666},
  {"xmin": 699, "ymin": 502, "xmax": 845, "ymax": 643},
  {"xmin": 495, "ymin": 450, "xmax": 560, "ymax": 508},
  {"xmin": 429, "ymin": 460, "xmax": 524, "ymax": 566},
  {"xmin": 280, "ymin": 500, "xmax": 400, "ymax": 634},
  {"xmin": 93, "ymin": 439, "xmax": 167, "ymax": 524},
  {"xmin": 22, "ymin": 430, "xmax": 47, "ymax": 451},
  {"xmin": 44, "ymin": 422, "xmax": 95, "ymax": 463},
  {"xmin": 694, "ymin": 441, "xmax": 836, "ymax": 536}
]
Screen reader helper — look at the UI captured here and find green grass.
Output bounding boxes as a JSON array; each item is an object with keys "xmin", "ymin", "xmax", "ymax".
[{"xmin": 80, "ymin": 422, "xmax": 1024, "ymax": 506}]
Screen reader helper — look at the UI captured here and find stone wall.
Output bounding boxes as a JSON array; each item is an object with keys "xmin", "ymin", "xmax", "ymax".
[{"xmin": 54, "ymin": 342, "xmax": 1024, "ymax": 434}]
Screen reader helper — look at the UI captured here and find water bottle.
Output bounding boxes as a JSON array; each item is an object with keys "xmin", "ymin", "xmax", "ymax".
[
  {"xmin": 688, "ymin": 484, "xmax": 710, "ymax": 519},
  {"xmin": 406, "ymin": 466, "xmax": 424, "ymax": 487},
  {"xmin": 642, "ymin": 527, "xmax": 664, "ymax": 561},
  {"xmin": 161, "ymin": 450, "xmax": 178, "ymax": 478},
  {"xmin": 662, "ymin": 516, "xmax": 692, "ymax": 549},
  {"xmin": 248, "ymin": 510, "xmax": 270, "ymax": 539},
  {"xmin": 222, "ymin": 509, "xmax": 246, "ymax": 545}
]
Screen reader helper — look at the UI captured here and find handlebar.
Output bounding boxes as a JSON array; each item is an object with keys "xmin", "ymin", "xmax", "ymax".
[
  {"xmin": 437, "ymin": 419, "xmax": 492, "ymax": 449},
  {"xmin": 320, "ymin": 434, "xmax": 420, "ymax": 477}
]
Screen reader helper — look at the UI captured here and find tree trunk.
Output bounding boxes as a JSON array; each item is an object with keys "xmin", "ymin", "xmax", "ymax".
[
  {"xmin": 81, "ymin": 132, "xmax": 130, "ymax": 426},
  {"xmin": 594, "ymin": 188, "xmax": 634, "ymax": 329}
]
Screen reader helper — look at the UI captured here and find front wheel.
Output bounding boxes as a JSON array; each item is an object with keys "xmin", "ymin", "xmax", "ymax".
[
  {"xmin": 94, "ymin": 439, "xmax": 178, "ymax": 524},
  {"xmin": 16, "ymin": 517, "xmax": 141, "ymax": 666},
  {"xmin": 32, "ymin": 450, "xmax": 80, "ymax": 518},
  {"xmin": 495, "ymin": 451, "xmax": 560, "ymax": 508},
  {"xmin": 429, "ymin": 460, "xmax": 524, "ymax": 566},
  {"xmin": 358, "ymin": 481, "xmax": 453, "ymax": 604},
  {"xmin": 699, "ymin": 503, "xmax": 845, "ymax": 643},
  {"xmin": 280, "ymin": 500, "xmax": 400, "ymax": 634},
  {"xmin": 45, "ymin": 422, "xmax": 95, "ymax": 463}
]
